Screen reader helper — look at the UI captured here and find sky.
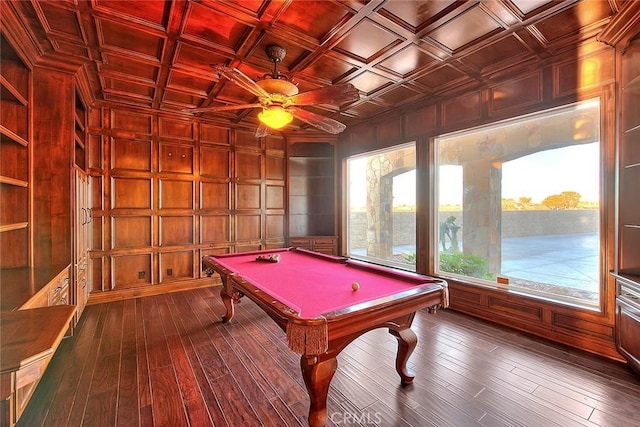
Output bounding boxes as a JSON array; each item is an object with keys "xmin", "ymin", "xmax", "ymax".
[{"xmin": 349, "ymin": 142, "xmax": 600, "ymax": 208}]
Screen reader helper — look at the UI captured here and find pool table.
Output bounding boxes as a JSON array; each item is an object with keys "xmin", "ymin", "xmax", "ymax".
[{"xmin": 202, "ymin": 248, "xmax": 448, "ymax": 427}]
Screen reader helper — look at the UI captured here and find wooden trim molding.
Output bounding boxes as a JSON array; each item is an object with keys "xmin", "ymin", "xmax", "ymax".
[{"xmin": 597, "ymin": 1, "xmax": 640, "ymax": 49}]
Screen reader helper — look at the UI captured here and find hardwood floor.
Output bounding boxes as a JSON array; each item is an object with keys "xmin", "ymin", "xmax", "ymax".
[{"xmin": 18, "ymin": 286, "xmax": 640, "ymax": 427}]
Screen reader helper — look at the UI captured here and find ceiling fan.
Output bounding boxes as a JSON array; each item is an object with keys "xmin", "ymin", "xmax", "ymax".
[{"xmin": 188, "ymin": 44, "xmax": 360, "ymax": 137}]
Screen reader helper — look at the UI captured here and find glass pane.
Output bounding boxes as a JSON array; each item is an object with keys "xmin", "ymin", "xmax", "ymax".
[
  {"xmin": 435, "ymin": 99, "xmax": 601, "ymax": 305},
  {"xmin": 347, "ymin": 142, "xmax": 416, "ymax": 270}
]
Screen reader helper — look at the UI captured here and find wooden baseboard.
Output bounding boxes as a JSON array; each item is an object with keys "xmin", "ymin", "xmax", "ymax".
[{"xmin": 87, "ymin": 277, "xmax": 221, "ymax": 305}]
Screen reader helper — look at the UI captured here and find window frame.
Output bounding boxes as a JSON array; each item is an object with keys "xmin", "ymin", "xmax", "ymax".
[
  {"xmin": 431, "ymin": 98, "xmax": 606, "ymax": 309},
  {"xmin": 345, "ymin": 141, "xmax": 417, "ymax": 271}
]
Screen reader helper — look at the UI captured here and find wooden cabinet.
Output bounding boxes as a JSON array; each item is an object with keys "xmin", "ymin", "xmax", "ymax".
[
  {"xmin": 615, "ymin": 37, "xmax": 640, "ymax": 375},
  {"xmin": 599, "ymin": 2, "xmax": 640, "ymax": 374},
  {"xmin": 289, "ymin": 236, "xmax": 338, "ymax": 256},
  {"xmin": 0, "ymin": 305, "xmax": 76, "ymax": 427},
  {"xmin": 0, "ymin": 265, "xmax": 70, "ymax": 311},
  {"xmin": 73, "ymin": 89, "xmax": 91, "ymax": 322},
  {"xmin": 288, "ymin": 142, "xmax": 337, "ymax": 253},
  {"xmin": 74, "ymin": 170, "xmax": 91, "ymax": 320},
  {"xmin": 0, "ymin": 32, "xmax": 30, "ymax": 269},
  {"xmin": 614, "ymin": 275, "xmax": 640, "ymax": 374},
  {"xmin": 618, "ymin": 37, "xmax": 640, "ymax": 275}
]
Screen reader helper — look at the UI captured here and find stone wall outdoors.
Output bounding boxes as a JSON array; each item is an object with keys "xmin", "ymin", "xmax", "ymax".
[{"xmin": 348, "ymin": 210, "xmax": 599, "ymax": 249}]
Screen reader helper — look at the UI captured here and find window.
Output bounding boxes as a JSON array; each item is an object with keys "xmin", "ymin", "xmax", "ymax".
[
  {"xmin": 347, "ymin": 142, "xmax": 416, "ymax": 270},
  {"xmin": 434, "ymin": 99, "xmax": 601, "ymax": 305}
]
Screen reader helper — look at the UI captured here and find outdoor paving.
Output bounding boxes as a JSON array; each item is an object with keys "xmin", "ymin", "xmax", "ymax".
[
  {"xmin": 361, "ymin": 232, "xmax": 601, "ymax": 302},
  {"xmin": 501, "ymin": 232, "xmax": 599, "ymax": 296}
]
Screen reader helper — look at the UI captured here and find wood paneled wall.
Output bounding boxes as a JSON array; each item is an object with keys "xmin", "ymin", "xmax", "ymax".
[
  {"xmin": 87, "ymin": 109, "xmax": 286, "ymax": 297},
  {"xmin": 337, "ymin": 39, "xmax": 620, "ymax": 360}
]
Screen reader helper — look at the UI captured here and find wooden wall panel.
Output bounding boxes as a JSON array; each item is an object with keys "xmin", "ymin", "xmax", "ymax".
[
  {"xmin": 266, "ymin": 185, "xmax": 284, "ymax": 209},
  {"xmin": 377, "ymin": 118, "xmax": 402, "ymax": 144},
  {"xmin": 487, "ymin": 296, "xmax": 543, "ymax": 322},
  {"xmin": 489, "ymin": 71, "xmax": 542, "ymax": 116},
  {"xmin": 442, "ymin": 91, "xmax": 482, "ymax": 128},
  {"xmin": 266, "ymin": 155, "xmax": 285, "ymax": 180},
  {"xmin": 236, "ymin": 215, "xmax": 261, "ymax": 241},
  {"xmin": 200, "ymin": 146, "xmax": 229, "ymax": 177},
  {"xmin": 200, "ymin": 215, "xmax": 230, "ymax": 243},
  {"xmin": 87, "ymin": 134, "xmax": 103, "ymax": 170},
  {"xmin": 554, "ymin": 49, "xmax": 615, "ymax": 98},
  {"xmin": 159, "ymin": 180, "xmax": 193, "ymax": 209},
  {"xmin": 112, "ymin": 253, "xmax": 152, "ymax": 288},
  {"xmin": 405, "ymin": 104, "xmax": 437, "ymax": 138},
  {"xmin": 112, "ymin": 216, "xmax": 151, "ymax": 248},
  {"xmin": 112, "ymin": 139, "xmax": 151, "ymax": 171},
  {"xmin": 91, "ymin": 176, "xmax": 103, "ymax": 210},
  {"xmin": 160, "ymin": 215, "xmax": 194, "ymax": 246},
  {"xmin": 158, "ymin": 117, "xmax": 193, "ymax": 140},
  {"xmin": 236, "ymin": 129, "xmax": 260, "ymax": 148},
  {"xmin": 92, "ymin": 111, "xmax": 285, "ymax": 295},
  {"xmin": 112, "ymin": 177, "xmax": 151, "ymax": 209},
  {"xmin": 91, "ymin": 217, "xmax": 103, "ymax": 251},
  {"xmin": 265, "ymin": 135, "xmax": 285, "ymax": 151},
  {"xmin": 200, "ymin": 182, "xmax": 229, "ymax": 209},
  {"xmin": 159, "ymin": 142, "xmax": 193, "ymax": 173},
  {"xmin": 111, "ymin": 110, "xmax": 152, "ymax": 135},
  {"xmin": 200, "ymin": 124, "xmax": 229, "ymax": 145},
  {"xmin": 266, "ymin": 214, "xmax": 284, "ymax": 239},
  {"xmin": 236, "ymin": 151, "xmax": 261, "ymax": 179},
  {"xmin": 236, "ymin": 184, "xmax": 260, "ymax": 210},
  {"xmin": 552, "ymin": 313, "xmax": 614, "ymax": 339},
  {"xmin": 159, "ymin": 250, "xmax": 194, "ymax": 282}
]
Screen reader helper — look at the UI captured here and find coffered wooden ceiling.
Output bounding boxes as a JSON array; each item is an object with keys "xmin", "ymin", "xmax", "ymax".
[{"xmin": 7, "ymin": 0, "xmax": 622, "ymax": 132}]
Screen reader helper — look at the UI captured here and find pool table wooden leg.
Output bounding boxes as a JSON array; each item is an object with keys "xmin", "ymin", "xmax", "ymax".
[
  {"xmin": 389, "ymin": 327, "xmax": 417, "ymax": 384},
  {"xmin": 219, "ymin": 285, "xmax": 234, "ymax": 322},
  {"xmin": 300, "ymin": 355, "xmax": 338, "ymax": 427}
]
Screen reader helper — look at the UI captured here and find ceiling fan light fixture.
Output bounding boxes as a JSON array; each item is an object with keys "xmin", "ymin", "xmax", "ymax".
[{"xmin": 258, "ymin": 106, "xmax": 293, "ymax": 129}]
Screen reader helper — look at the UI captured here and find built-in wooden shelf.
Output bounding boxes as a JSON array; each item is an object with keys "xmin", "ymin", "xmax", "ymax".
[
  {"xmin": 0, "ymin": 75, "xmax": 28, "ymax": 106},
  {"xmin": 624, "ymin": 123, "xmax": 640, "ymax": 134},
  {"xmin": 0, "ymin": 176, "xmax": 28, "ymax": 187},
  {"xmin": 0, "ymin": 222, "xmax": 29, "ymax": 233},
  {"xmin": 623, "ymin": 74, "xmax": 640, "ymax": 94},
  {"xmin": 0, "ymin": 125, "xmax": 29, "ymax": 146}
]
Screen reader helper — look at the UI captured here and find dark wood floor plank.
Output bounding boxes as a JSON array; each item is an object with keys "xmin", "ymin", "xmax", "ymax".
[
  {"xmin": 215, "ymin": 302, "xmax": 308, "ymax": 407},
  {"xmin": 81, "ymin": 301, "xmax": 125, "ymax": 427},
  {"xmin": 116, "ymin": 299, "xmax": 139, "ymax": 427},
  {"xmin": 168, "ymin": 291, "xmax": 230, "ymax": 426},
  {"xmin": 65, "ymin": 303, "xmax": 110, "ymax": 426},
  {"xmin": 134, "ymin": 298, "xmax": 154, "ymax": 426},
  {"xmin": 182, "ymin": 288, "xmax": 264, "ymax": 425},
  {"xmin": 142, "ymin": 296, "xmax": 189, "ymax": 427},
  {"xmin": 156, "ymin": 296, "xmax": 214, "ymax": 426}
]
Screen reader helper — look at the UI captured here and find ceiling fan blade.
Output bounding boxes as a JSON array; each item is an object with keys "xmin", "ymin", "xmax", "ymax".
[
  {"xmin": 212, "ymin": 65, "xmax": 270, "ymax": 99},
  {"xmin": 255, "ymin": 122, "xmax": 270, "ymax": 138},
  {"xmin": 288, "ymin": 83, "xmax": 359, "ymax": 107},
  {"xmin": 291, "ymin": 108, "xmax": 347, "ymax": 134},
  {"xmin": 186, "ymin": 103, "xmax": 262, "ymax": 113}
]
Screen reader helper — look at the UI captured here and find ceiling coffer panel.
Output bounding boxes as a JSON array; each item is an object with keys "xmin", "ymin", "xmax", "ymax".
[{"xmin": 14, "ymin": 0, "xmax": 618, "ymax": 133}]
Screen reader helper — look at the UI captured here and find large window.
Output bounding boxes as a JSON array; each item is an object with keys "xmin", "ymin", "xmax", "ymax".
[
  {"xmin": 347, "ymin": 142, "xmax": 416, "ymax": 270},
  {"xmin": 434, "ymin": 99, "xmax": 601, "ymax": 305}
]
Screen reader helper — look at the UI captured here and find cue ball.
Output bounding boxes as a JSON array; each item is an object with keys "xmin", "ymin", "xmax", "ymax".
[{"xmin": 351, "ymin": 282, "xmax": 360, "ymax": 291}]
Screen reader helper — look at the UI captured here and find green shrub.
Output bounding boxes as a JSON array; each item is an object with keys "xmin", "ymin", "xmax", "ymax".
[
  {"xmin": 402, "ymin": 252, "xmax": 417, "ymax": 265},
  {"xmin": 439, "ymin": 252, "xmax": 493, "ymax": 280}
]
